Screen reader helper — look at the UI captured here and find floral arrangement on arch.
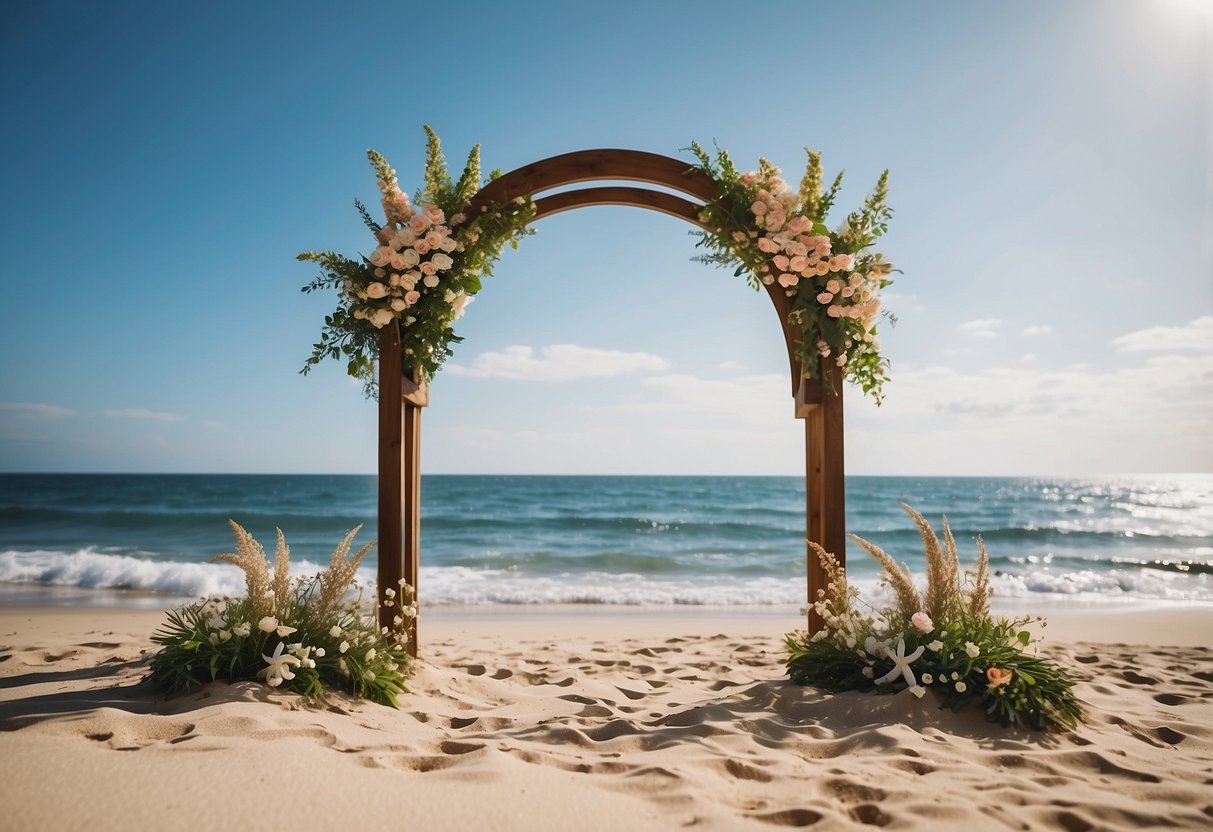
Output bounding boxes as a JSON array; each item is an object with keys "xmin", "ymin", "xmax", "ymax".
[
  {"xmin": 146, "ymin": 522, "xmax": 415, "ymax": 707},
  {"xmin": 688, "ymin": 144, "xmax": 895, "ymax": 402},
  {"xmin": 785, "ymin": 505, "xmax": 1083, "ymax": 730},
  {"xmin": 299, "ymin": 126, "xmax": 534, "ymax": 394}
]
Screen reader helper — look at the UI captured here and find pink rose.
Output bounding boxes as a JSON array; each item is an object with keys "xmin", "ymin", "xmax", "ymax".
[
  {"xmin": 827, "ymin": 305, "xmax": 842, "ymax": 318},
  {"xmin": 826, "ymin": 279, "xmax": 842, "ymax": 294},
  {"xmin": 766, "ymin": 212, "xmax": 785, "ymax": 232},
  {"xmin": 409, "ymin": 215, "xmax": 430, "ymax": 234},
  {"xmin": 376, "ymin": 227, "xmax": 394, "ymax": 245},
  {"xmin": 777, "ymin": 273, "xmax": 798, "ymax": 288},
  {"xmin": 739, "ymin": 172, "xmax": 757, "ymax": 186},
  {"xmin": 369, "ymin": 308, "xmax": 394, "ymax": 328},
  {"xmin": 413, "ymin": 240, "xmax": 431, "ymax": 254},
  {"xmin": 757, "ymin": 237, "xmax": 780, "ymax": 254},
  {"xmin": 425, "ymin": 231, "xmax": 443, "ymax": 248},
  {"xmin": 816, "ymin": 292, "xmax": 834, "ymax": 304},
  {"xmin": 401, "ymin": 248, "xmax": 420, "ymax": 267},
  {"xmin": 751, "ymin": 201, "xmax": 768, "ymax": 216},
  {"xmin": 841, "ymin": 286, "xmax": 855, "ymax": 298},
  {"xmin": 366, "ymin": 282, "xmax": 387, "ymax": 299},
  {"xmin": 789, "ymin": 256, "xmax": 809, "ymax": 272},
  {"xmin": 911, "ymin": 612, "xmax": 934, "ymax": 633},
  {"xmin": 815, "ymin": 262, "xmax": 830, "ymax": 276},
  {"xmin": 419, "ymin": 261, "xmax": 437, "ymax": 276},
  {"xmin": 390, "ymin": 298, "xmax": 407, "ymax": 312},
  {"xmin": 791, "ymin": 242, "xmax": 808, "ymax": 257},
  {"xmin": 837, "ymin": 254, "xmax": 855, "ymax": 271},
  {"xmin": 405, "ymin": 290, "xmax": 421, "ymax": 305},
  {"xmin": 424, "ymin": 205, "xmax": 445, "ymax": 223},
  {"xmin": 849, "ymin": 273, "xmax": 864, "ymax": 287},
  {"xmin": 772, "ymin": 255, "xmax": 790, "ymax": 271},
  {"xmin": 369, "ymin": 246, "xmax": 394, "ymax": 267},
  {"xmin": 439, "ymin": 237, "xmax": 458, "ymax": 253},
  {"xmin": 430, "ymin": 252, "xmax": 454, "ymax": 271},
  {"xmin": 389, "ymin": 253, "xmax": 407, "ymax": 271},
  {"xmin": 786, "ymin": 216, "xmax": 811, "ymax": 234}
]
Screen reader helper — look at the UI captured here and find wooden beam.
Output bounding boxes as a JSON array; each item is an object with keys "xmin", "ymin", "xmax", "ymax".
[
  {"xmin": 401, "ymin": 398, "xmax": 421, "ymax": 657},
  {"xmin": 377, "ymin": 324, "xmax": 404, "ymax": 638},
  {"xmin": 533, "ymin": 187, "xmax": 704, "ymax": 225},
  {"xmin": 467, "ymin": 149, "xmax": 718, "ymax": 213},
  {"xmin": 803, "ymin": 362, "xmax": 846, "ymax": 634}
]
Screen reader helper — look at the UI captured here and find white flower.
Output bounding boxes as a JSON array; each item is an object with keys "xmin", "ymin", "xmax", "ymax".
[
  {"xmin": 955, "ymin": 681, "xmax": 968, "ymax": 693},
  {"xmin": 338, "ymin": 657, "xmax": 349, "ymax": 676},
  {"xmin": 365, "ymin": 648, "xmax": 376, "ymax": 661},
  {"xmin": 258, "ymin": 616, "xmax": 279, "ymax": 634},
  {"xmin": 430, "ymin": 252, "xmax": 454, "ymax": 271},
  {"xmin": 232, "ymin": 622, "xmax": 251, "ymax": 637},
  {"xmin": 370, "ymin": 308, "xmax": 394, "ymax": 328},
  {"xmin": 863, "ymin": 636, "xmax": 879, "ymax": 655},
  {"xmin": 384, "ymin": 588, "xmax": 396, "ymax": 599},
  {"xmin": 910, "ymin": 612, "xmax": 933, "ymax": 633},
  {"xmin": 908, "ymin": 685, "xmax": 926, "ymax": 699},
  {"xmin": 276, "ymin": 625, "xmax": 297, "ymax": 638},
  {"xmin": 218, "ymin": 630, "xmax": 231, "ymax": 643},
  {"xmin": 366, "ymin": 282, "xmax": 388, "ymax": 299},
  {"xmin": 363, "ymin": 669, "xmax": 376, "ymax": 682},
  {"xmin": 951, "ymin": 672, "xmax": 960, "ymax": 681},
  {"xmin": 422, "ymin": 274, "xmax": 440, "ymax": 288},
  {"xmin": 258, "ymin": 642, "xmax": 301, "ymax": 687},
  {"xmin": 921, "ymin": 673, "xmax": 934, "ymax": 684},
  {"xmin": 314, "ymin": 647, "xmax": 326, "ymax": 657},
  {"xmin": 329, "ymin": 625, "xmax": 342, "ymax": 638},
  {"xmin": 205, "ymin": 615, "xmax": 226, "ymax": 630},
  {"xmin": 964, "ymin": 642, "xmax": 981, "ymax": 658},
  {"xmin": 927, "ymin": 640, "xmax": 944, "ymax": 652},
  {"xmin": 339, "ymin": 641, "xmax": 350, "ymax": 654}
]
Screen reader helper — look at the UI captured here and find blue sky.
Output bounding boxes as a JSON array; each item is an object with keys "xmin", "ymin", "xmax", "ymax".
[{"xmin": 1, "ymin": 0, "xmax": 1209, "ymax": 475}]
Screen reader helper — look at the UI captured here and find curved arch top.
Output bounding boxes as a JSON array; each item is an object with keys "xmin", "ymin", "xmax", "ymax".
[
  {"xmin": 467, "ymin": 149, "xmax": 719, "ymax": 213},
  {"xmin": 466, "ymin": 149, "xmax": 805, "ymax": 391}
]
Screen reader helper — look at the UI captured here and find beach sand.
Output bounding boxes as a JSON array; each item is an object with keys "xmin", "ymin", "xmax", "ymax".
[{"xmin": 2, "ymin": 603, "xmax": 1212, "ymax": 830}]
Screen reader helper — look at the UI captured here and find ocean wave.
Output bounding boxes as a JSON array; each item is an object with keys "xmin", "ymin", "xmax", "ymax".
[{"xmin": 2, "ymin": 549, "xmax": 1211, "ymax": 607}]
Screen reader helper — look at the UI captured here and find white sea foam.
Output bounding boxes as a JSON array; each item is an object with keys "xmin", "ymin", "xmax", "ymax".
[{"xmin": 1, "ymin": 549, "xmax": 1211, "ymax": 606}]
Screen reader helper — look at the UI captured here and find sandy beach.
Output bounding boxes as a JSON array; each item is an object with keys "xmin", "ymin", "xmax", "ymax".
[{"xmin": 1, "ymin": 602, "xmax": 1210, "ymax": 831}]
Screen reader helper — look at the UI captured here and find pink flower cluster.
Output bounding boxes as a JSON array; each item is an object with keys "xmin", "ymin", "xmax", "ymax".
[
  {"xmin": 350, "ymin": 183, "xmax": 468, "ymax": 330},
  {"xmin": 735, "ymin": 170, "xmax": 887, "ymax": 370}
]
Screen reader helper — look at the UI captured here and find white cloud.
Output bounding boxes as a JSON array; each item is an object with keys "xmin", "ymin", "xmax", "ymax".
[
  {"xmin": 1021, "ymin": 324, "xmax": 1053, "ymax": 336},
  {"xmin": 0, "ymin": 402, "xmax": 74, "ymax": 418},
  {"xmin": 1112, "ymin": 316, "xmax": 1213, "ymax": 353},
  {"xmin": 844, "ymin": 351, "xmax": 1213, "ymax": 473},
  {"xmin": 446, "ymin": 344, "xmax": 668, "ymax": 381},
  {"xmin": 717, "ymin": 360, "xmax": 747, "ymax": 372},
  {"xmin": 104, "ymin": 408, "xmax": 184, "ymax": 422},
  {"xmin": 958, "ymin": 318, "xmax": 1001, "ymax": 338}
]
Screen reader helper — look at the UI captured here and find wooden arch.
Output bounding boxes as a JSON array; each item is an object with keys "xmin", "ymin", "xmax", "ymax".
[{"xmin": 378, "ymin": 150, "xmax": 845, "ymax": 654}]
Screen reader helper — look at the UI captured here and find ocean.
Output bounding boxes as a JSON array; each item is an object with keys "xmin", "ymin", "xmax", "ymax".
[{"xmin": 1, "ymin": 474, "xmax": 1210, "ymax": 609}]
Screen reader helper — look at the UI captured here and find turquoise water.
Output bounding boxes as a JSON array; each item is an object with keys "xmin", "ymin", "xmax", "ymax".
[{"xmin": 1, "ymin": 474, "xmax": 1210, "ymax": 606}]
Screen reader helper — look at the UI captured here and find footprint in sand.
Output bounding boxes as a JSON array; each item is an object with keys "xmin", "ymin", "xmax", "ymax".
[{"xmin": 751, "ymin": 807, "xmax": 823, "ymax": 827}]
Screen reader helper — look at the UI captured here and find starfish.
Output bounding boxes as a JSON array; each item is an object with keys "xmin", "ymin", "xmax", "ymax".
[{"xmin": 875, "ymin": 636, "xmax": 924, "ymax": 688}]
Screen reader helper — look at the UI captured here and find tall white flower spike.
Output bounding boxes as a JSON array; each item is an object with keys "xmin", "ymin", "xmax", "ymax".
[{"xmin": 875, "ymin": 636, "xmax": 925, "ymax": 689}]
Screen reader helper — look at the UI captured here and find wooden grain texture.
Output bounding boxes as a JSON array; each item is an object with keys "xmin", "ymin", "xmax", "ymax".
[
  {"xmin": 377, "ymin": 324, "xmax": 404, "ymax": 636},
  {"xmin": 467, "ymin": 149, "xmax": 718, "ymax": 213},
  {"xmin": 402, "ymin": 399, "xmax": 421, "ymax": 657},
  {"xmin": 533, "ymin": 187, "xmax": 704, "ymax": 225},
  {"xmin": 804, "ymin": 362, "xmax": 846, "ymax": 633}
]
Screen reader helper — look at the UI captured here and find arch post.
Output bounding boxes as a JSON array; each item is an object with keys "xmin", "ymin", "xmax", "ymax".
[
  {"xmin": 797, "ymin": 365, "xmax": 845, "ymax": 633},
  {"xmin": 378, "ymin": 324, "xmax": 426, "ymax": 657}
]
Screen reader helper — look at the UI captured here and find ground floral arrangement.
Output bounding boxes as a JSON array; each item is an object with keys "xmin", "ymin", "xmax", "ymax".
[
  {"xmin": 147, "ymin": 522, "xmax": 415, "ymax": 707},
  {"xmin": 689, "ymin": 143, "xmax": 895, "ymax": 402},
  {"xmin": 785, "ymin": 506, "xmax": 1084, "ymax": 731},
  {"xmin": 299, "ymin": 129, "xmax": 895, "ymax": 402}
]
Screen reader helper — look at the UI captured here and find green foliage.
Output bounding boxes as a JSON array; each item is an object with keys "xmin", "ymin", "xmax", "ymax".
[
  {"xmin": 686, "ymin": 141, "xmax": 896, "ymax": 403},
  {"xmin": 786, "ymin": 506, "xmax": 1084, "ymax": 731},
  {"xmin": 147, "ymin": 526, "xmax": 416, "ymax": 708}
]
